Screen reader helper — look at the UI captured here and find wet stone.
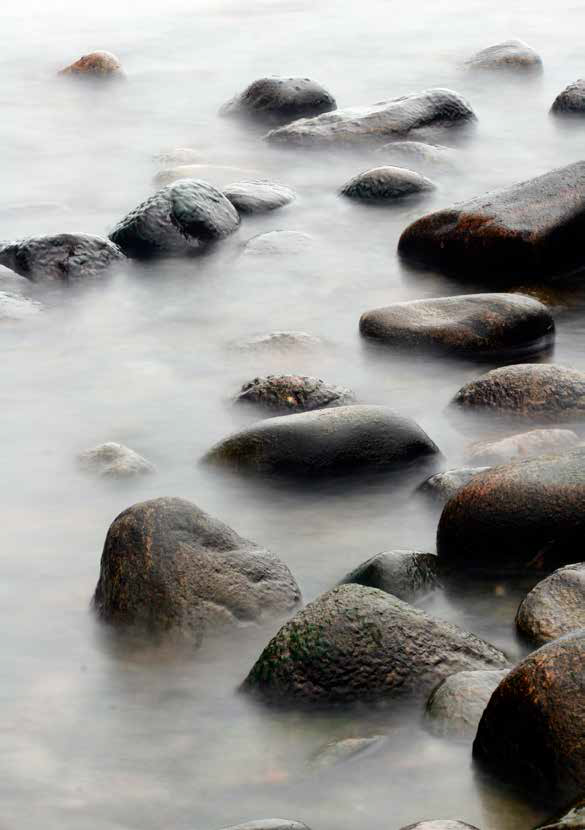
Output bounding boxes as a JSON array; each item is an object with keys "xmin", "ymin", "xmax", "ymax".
[
  {"xmin": 223, "ymin": 179, "xmax": 296, "ymax": 214},
  {"xmin": 154, "ymin": 165, "xmax": 260, "ymax": 188},
  {"xmin": 400, "ymin": 822, "xmax": 481, "ymax": 830},
  {"xmin": 551, "ymin": 80, "xmax": 585, "ymax": 115},
  {"xmin": 234, "ymin": 374, "xmax": 355, "ymax": 415},
  {"xmin": 340, "ymin": 166, "xmax": 435, "ymax": 202},
  {"xmin": 339, "ymin": 550, "xmax": 440, "ymax": 603},
  {"xmin": 155, "ymin": 148, "xmax": 202, "ymax": 167},
  {"xmin": 375, "ymin": 140, "xmax": 457, "ymax": 170},
  {"xmin": 0, "ymin": 292, "xmax": 42, "ymax": 320},
  {"xmin": 425, "ymin": 669, "xmax": 510, "ymax": 737},
  {"xmin": 0, "ymin": 233, "xmax": 124, "ymax": 282},
  {"xmin": 59, "ymin": 50, "xmax": 124, "ymax": 78},
  {"xmin": 466, "ymin": 40, "xmax": 543, "ymax": 72},
  {"xmin": 308, "ymin": 735, "xmax": 388, "ymax": 771},
  {"xmin": 220, "ymin": 76, "xmax": 336, "ymax": 125},
  {"xmin": 466, "ymin": 428, "xmax": 580, "ymax": 466},
  {"xmin": 516, "ymin": 563, "xmax": 585, "ymax": 645},
  {"xmin": 78, "ymin": 442, "xmax": 156, "ymax": 479},
  {"xmin": 230, "ymin": 331, "xmax": 325, "ymax": 353},
  {"xmin": 217, "ymin": 823, "xmax": 310, "ymax": 830},
  {"xmin": 242, "ymin": 231, "xmax": 313, "ymax": 256},
  {"xmin": 418, "ymin": 467, "xmax": 491, "ymax": 504}
]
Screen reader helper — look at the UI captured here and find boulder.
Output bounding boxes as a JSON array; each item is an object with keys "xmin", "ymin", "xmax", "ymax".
[
  {"xmin": 451, "ymin": 364, "xmax": 585, "ymax": 424},
  {"xmin": 418, "ymin": 467, "xmax": 491, "ymax": 504},
  {"xmin": 466, "ymin": 428, "xmax": 580, "ymax": 466},
  {"xmin": 398, "ymin": 161, "xmax": 585, "ymax": 280},
  {"xmin": 0, "ymin": 292, "xmax": 42, "ymax": 320},
  {"xmin": 466, "ymin": 40, "xmax": 543, "ymax": 72},
  {"xmin": 242, "ymin": 231, "xmax": 312, "ymax": 256},
  {"xmin": 308, "ymin": 735, "xmax": 387, "ymax": 771},
  {"xmin": 234, "ymin": 374, "xmax": 355, "ymax": 416},
  {"xmin": 400, "ymin": 823, "xmax": 480, "ymax": 830},
  {"xmin": 0, "ymin": 233, "xmax": 124, "ymax": 281},
  {"xmin": 220, "ymin": 76, "xmax": 336, "ymax": 124},
  {"xmin": 92, "ymin": 497, "xmax": 301, "ymax": 642},
  {"xmin": 109, "ymin": 179, "xmax": 240, "ymax": 257},
  {"xmin": 154, "ymin": 165, "xmax": 260, "ymax": 188},
  {"xmin": 78, "ymin": 443, "xmax": 156, "ymax": 478},
  {"xmin": 551, "ymin": 80, "xmax": 585, "ymax": 116},
  {"xmin": 425, "ymin": 669, "xmax": 510, "ymax": 737},
  {"xmin": 59, "ymin": 50, "xmax": 124, "ymax": 78},
  {"xmin": 473, "ymin": 631, "xmax": 585, "ymax": 803},
  {"xmin": 359, "ymin": 294, "xmax": 554, "ymax": 357},
  {"xmin": 265, "ymin": 88, "xmax": 475, "ymax": 147},
  {"xmin": 516, "ymin": 563, "xmax": 585, "ymax": 645},
  {"xmin": 437, "ymin": 447, "xmax": 585, "ymax": 572},
  {"xmin": 537, "ymin": 799, "xmax": 585, "ymax": 830},
  {"xmin": 375, "ymin": 140, "xmax": 457, "ymax": 170},
  {"xmin": 203, "ymin": 405, "xmax": 440, "ymax": 478},
  {"xmin": 242, "ymin": 584, "xmax": 508, "ymax": 705},
  {"xmin": 230, "ymin": 331, "xmax": 324, "ymax": 353},
  {"xmin": 340, "ymin": 166, "xmax": 435, "ymax": 202},
  {"xmin": 223, "ymin": 179, "xmax": 296, "ymax": 214},
  {"xmin": 339, "ymin": 550, "xmax": 440, "ymax": 602}
]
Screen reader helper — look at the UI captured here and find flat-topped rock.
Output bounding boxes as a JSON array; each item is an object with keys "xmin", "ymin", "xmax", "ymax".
[
  {"xmin": 234, "ymin": 374, "xmax": 355, "ymax": 415},
  {"xmin": 426, "ymin": 669, "xmax": 510, "ymax": 737},
  {"xmin": 516, "ymin": 563, "xmax": 585, "ymax": 645},
  {"xmin": 466, "ymin": 40, "xmax": 543, "ymax": 72},
  {"xmin": 59, "ymin": 50, "xmax": 124, "ymax": 78},
  {"xmin": 0, "ymin": 233, "xmax": 124, "ymax": 281},
  {"xmin": 341, "ymin": 166, "xmax": 435, "ymax": 202},
  {"xmin": 551, "ymin": 80, "xmax": 585, "ymax": 115},
  {"xmin": 224, "ymin": 179, "xmax": 296, "ymax": 214},
  {"xmin": 220, "ymin": 76, "xmax": 336, "ymax": 124},
  {"xmin": 466, "ymin": 428, "xmax": 580, "ymax": 466},
  {"xmin": 339, "ymin": 549, "xmax": 440, "ymax": 602}
]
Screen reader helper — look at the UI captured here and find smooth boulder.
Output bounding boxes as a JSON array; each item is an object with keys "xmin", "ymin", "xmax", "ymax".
[
  {"xmin": 0, "ymin": 233, "xmax": 124, "ymax": 282},
  {"xmin": 224, "ymin": 179, "xmax": 296, "ymax": 214},
  {"xmin": 78, "ymin": 443, "xmax": 156, "ymax": 478},
  {"xmin": 339, "ymin": 550, "xmax": 440, "ymax": 602},
  {"xmin": 92, "ymin": 497, "xmax": 301, "ymax": 642},
  {"xmin": 59, "ymin": 50, "xmax": 124, "ymax": 78},
  {"xmin": 235, "ymin": 374, "xmax": 355, "ymax": 415},
  {"xmin": 220, "ymin": 76, "xmax": 336, "ymax": 124},
  {"xmin": 551, "ymin": 80, "xmax": 585, "ymax": 116},
  {"xmin": 425, "ymin": 669, "xmax": 509, "ymax": 737},
  {"xmin": 466, "ymin": 40, "xmax": 542, "ymax": 72},
  {"xmin": 242, "ymin": 584, "xmax": 508, "ymax": 705},
  {"xmin": 516, "ymin": 563, "xmax": 585, "ymax": 645},
  {"xmin": 466, "ymin": 428, "xmax": 579, "ymax": 466},
  {"xmin": 341, "ymin": 166, "xmax": 435, "ymax": 202},
  {"xmin": 418, "ymin": 467, "xmax": 491, "ymax": 504}
]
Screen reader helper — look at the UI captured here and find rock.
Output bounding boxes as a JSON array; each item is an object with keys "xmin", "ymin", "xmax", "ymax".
[
  {"xmin": 473, "ymin": 631, "xmax": 585, "ymax": 803},
  {"xmin": 217, "ymin": 823, "xmax": 310, "ymax": 830},
  {"xmin": 242, "ymin": 231, "xmax": 312, "ymax": 256},
  {"xmin": 109, "ymin": 179, "xmax": 240, "ymax": 257},
  {"xmin": 537, "ymin": 799, "xmax": 585, "ymax": 830},
  {"xmin": 234, "ymin": 374, "xmax": 355, "ymax": 415},
  {"xmin": 466, "ymin": 428, "xmax": 580, "ymax": 466},
  {"xmin": 220, "ymin": 76, "xmax": 336, "ymax": 124},
  {"xmin": 78, "ymin": 443, "xmax": 156, "ymax": 478},
  {"xmin": 339, "ymin": 550, "xmax": 440, "ymax": 602},
  {"xmin": 425, "ymin": 669, "xmax": 510, "ymax": 737},
  {"xmin": 0, "ymin": 292, "xmax": 42, "ymax": 320},
  {"xmin": 516, "ymin": 563, "xmax": 585, "ymax": 645},
  {"xmin": 551, "ymin": 80, "xmax": 585, "ymax": 116},
  {"xmin": 418, "ymin": 467, "xmax": 491, "ymax": 504},
  {"xmin": 0, "ymin": 233, "xmax": 124, "ymax": 282},
  {"xmin": 265, "ymin": 88, "xmax": 476, "ymax": 147},
  {"xmin": 204, "ymin": 405, "xmax": 440, "ymax": 478},
  {"xmin": 359, "ymin": 294, "xmax": 554, "ymax": 358},
  {"xmin": 400, "ymin": 822, "xmax": 480, "ymax": 830},
  {"xmin": 437, "ymin": 446, "xmax": 585, "ymax": 572},
  {"xmin": 58, "ymin": 50, "xmax": 124, "ymax": 78},
  {"xmin": 375, "ymin": 140, "xmax": 457, "ymax": 170},
  {"xmin": 155, "ymin": 148, "xmax": 201, "ymax": 167},
  {"xmin": 224, "ymin": 179, "xmax": 296, "ymax": 214},
  {"xmin": 466, "ymin": 40, "xmax": 543, "ymax": 72},
  {"xmin": 451, "ymin": 364, "xmax": 585, "ymax": 424},
  {"xmin": 154, "ymin": 165, "xmax": 260, "ymax": 188},
  {"xmin": 230, "ymin": 331, "xmax": 325, "ymax": 353},
  {"xmin": 398, "ymin": 161, "xmax": 585, "ymax": 281},
  {"xmin": 340, "ymin": 166, "xmax": 435, "ymax": 202},
  {"xmin": 92, "ymin": 497, "xmax": 301, "ymax": 642},
  {"xmin": 242, "ymin": 584, "xmax": 509, "ymax": 705},
  {"xmin": 309, "ymin": 735, "xmax": 387, "ymax": 770}
]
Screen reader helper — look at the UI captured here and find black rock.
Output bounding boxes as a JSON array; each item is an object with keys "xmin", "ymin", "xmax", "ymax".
[
  {"xmin": 234, "ymin": 374, "xmax": 355, "ymax": 415},
  {"xmin": 551, "ymin": 80, "xmax": 585, "ymax": 116},
  {"xmin": 0, "ymin": 233, "xmax": 124, "ymax": 282},
  {"xmin": 516, "ymin": 563, "xmax": 585, "ymax": 645},
  {"xmin": 341, "ymin": 166, "xmax": 435, "ymax": 202},
  {"xmin": 220, "ymin": 76, "xmax": 336, "ymax": 124},
  {"xmin": 425, "ymin": 669, "xmax": 510, "ymax": 737},
  {"xmin": 339, "ymin": 550, "xmax": 440, "ymax": 602},
  {"xmin": 224, "ymin": 179, "xmax": 296, "ymax": 214}
]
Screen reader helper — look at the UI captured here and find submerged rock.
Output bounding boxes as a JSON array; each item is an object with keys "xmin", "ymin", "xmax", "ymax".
[
  {"xmin": 154, "ymin": 165, "xmax": 260, "ymax": 188},
  {"xmin": 242, "ymin": 584, "xmax": 508, "ymax": 705},
  {"xmin": 78, "ymin": 443, "xmax": 156, "ymax": 478},
  {"xmin": 265, "ymin": 88, "xmax": 475, "ymax": 147},
  {"xmin": 224, "ymin": 179, "xmax": 296, "ymax": 214},
  {"xmin": 376, "ymin": 140, "xmax": 457, "ymax": 170},
  {"xmin": 341, "ymin": 166, "xmax": 435, "ymax": 202},
  {"xmin": 109, "ymin": 179, "xmax": 240, "ymax": 257},
  {"xmin": 231, "ymin": 331, "xmax": 324, "ymax": 353},
  {"xmin": 155, "ymin": 148, "xmax": 201, "ymax": 167},
  {"xmin": 400, "ymin": 822, "xmax": 480, "ymax": 830},
  {"xmin": 466, "ymin": 40, "xmax": 543, "ymax": 72},
  {"xmin": 234, "ymin": 374, "xmax": 355, "ymax": 415},
  {"xmin": 425, "ymin": 669, "xmax": 510, "ymax": 737},
  {"xmin": 466, "ymin": 428, "xmax": 580, "ymax": 466},
  {"xmin": 204, "ymin": 405, "xmax": 440, "ymax": 477},
  {"xmin": 339, "ymin": 550, "xmax": 440, "ymax": 602},
  {"xmin": 93, "ymin": 497, "xmax": 301, "ymax": 643},
  {"xmin": 551, "ymin": 80, "xmax": 585, "ymax": 115},
  {"xmin": 418, "ymin": 467, "xmax": 491, "ymax": 504},
  {"xmin": 359, "ymin": 294, "xmax": 553, "ymax": 357},
  {"xmin": 242, "ymin": 230, "xmax": 312, "ymax": 256},
  {"xmin": 218, "ymin": 823, "xmax": 310, "ymax": 830},
  {"xmin": 220, "ymin": 76, "xmax": 336, "ymax": 124},
  {"xmin": 309, "ymin": 735, "xmax": 387, "ymax": 771},
  {"xmin": 59, "ymin": 50, "xmax": 124, "ymax": 78},
  {"xmin": 398, "ymin": 161, "xmax": 585, "ymax": 281},
  {"xmin": 516, "ymin": 563, "xmax": 585, "ymax": 645},
  {"xmin": 0, "ymin": 233, "xmax": 124, "ymax": 281},
  {"xmin": 0, "ymin": 292, "xmax": 42, "ymax": 320}
]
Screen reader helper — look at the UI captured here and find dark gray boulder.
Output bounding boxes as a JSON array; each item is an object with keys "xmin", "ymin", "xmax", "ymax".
[
  {"xmin": 224, "ymin": 179, "xmax": 296, "ymax": 214},
  {"xmin": 234, "ymin": 374, "xmax": 355, "ymax": 416},
  {"xmin": 418, "ymin": 467, "xmax": 491, "ymax": 504},
  {"xmin": 375, "ymin": 140, "xmax": 457, "ymax": 171},
  {"xmin": 425, "ymin": 669, "xmax": 510, "ymax": 737},
  {"xmin": 242, "ymin": 584, "xmax": 508, "ymax": 705},
  {"xmin": 339, "ymin": 550, "xmax": 440, "ymax": 602},
  {"xmin": 341, "ymin": 166, "xmax": 435, "ymax": 202},
  {"xmin": 220, "ymin": 76, "xmax": 336, "ymax": 124},
  {"xmin": 92, "ymin": 497, "xmax": 301, "ymax": 643},
  {"xmin": 551, "ymin": 80, "xmax": 585, "ymax": 115},
  {"xmin": 466, "ymin": 428, "xmax": 579, "ymax": 466},
  {"xmin": 516, "ymin": 563, "xmax": 585, "ymax": 645},
  {"xmin": 0, "ymin": 233, "xmax": 124, "ymax": 282},
  {"xmin": 204, "ymin": 405, "xmax": 440, "ymax": 477},
  {"xmin": 466, "ymin": 40, "xmax": 543, "ymax": 72},
  {"xmin": 109, "ymin": 179, "xmax": 240, "ymax": 258}
]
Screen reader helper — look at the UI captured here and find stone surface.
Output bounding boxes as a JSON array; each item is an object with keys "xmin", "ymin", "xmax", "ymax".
[
  {"xmin": 308, "ymin": 736, "xmax": 387, "ymax": 770},
  {"xmin": 93, "ymin": 497, "xmax": 301, "ymax": 642},
  {"xmin": 242, "ymin": 231, "xmax": 313, "ymax": 256},
  {"xmin": 516, "ymin": 563, "xmax": 585, "ymax": 645},
  {"xmin": 218, "ymin": 823, "xmax": 310, "ymax": 830},
  {"xmin": 339, "ymin": 550, "xmax": 440, "ymax": 602},
  {"xmin": 466, "ymin": 428, "xmax": 580, "ymax": 466},
  {"xmin": 0, "ymin": 233, "xmax": 124, "ymax": 282},
  {"xmin": 265, "ymin": 88, "xmax": 475, "ymax": 147},
  {"xmin": 224, "ymin": 179, "xmax": 296, "ymax": 214},
  {"xmin": 359, "ymin": 294, "xmax": 554, "ymax": 357},
  {"xmin": 425, "ymin": 669, "xmax": 509, "ymax": 737},
  {"xmin": 398, "ymin": 161, "xmax": 585, "ymax": 280},
  {"xmin": 341, "ymin": 166, "xmax": 435, "ymax": 202},
  {"xmin": 551, "ymin": 80, "xmax": 585, "ymax": 115},
  {"xmin": 400, "ymin": 822, "xmax": 480, "ymax": 830},
  {"xmin": 230, "ymin": 331, "xmax": 324, "ymax": 353},
  {"xmin": 220, "ymin": 76, "xmax": 336, "ymax": 124},
  {"xmin": 78, "ymin": 443, "xmax": 156, "ymax": 478},
  {"xmin": 242, "ymin": 584, "xmax": 508, "ymax": 705},
  {"xmin": 204, "ymin": 404, "xmax": 440, "ymax": 477},
  {"xmin": 155, "ymin": 148, "xmax": 201, "ymax": 167},
  {"xmin": 376, "ymin": 140, "xmax": 457, "ymax": 170},
  {"xmin": 109, "ymin": 179, "xmax": 240, "ymax": 257},
  {"xmin": 466, "ymin": 40, "xmax": 543, "ymax": 72},
  {"xmin": 418, "ymin": 467, "xmax": 491, "ymax": 504},
  {"xmin": 0, "ymin": 292, "xmax": 42, "ymax": 320},
  {"xmin": 59, "ymin": 50, "xmax": 124, "ymax": 78},
  {"xmin": 234, "ymin": 374, "xmax": 355, "ymax": 415},
  {"xmin": 537, "ymin": 800, "xmax": 585, "ymax": 830}
]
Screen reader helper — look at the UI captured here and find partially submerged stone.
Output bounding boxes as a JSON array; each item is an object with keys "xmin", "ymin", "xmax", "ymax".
[
  {"xmin": 376, "ymin": 140, "xmax": 457, "ymax": 170},
  {"xmin": 0, "ymin": 292, "xmax": 42, "ymax": 320},
  {"xmin": 218, "ymin": 823, "xmax": 310, "ymax": 830},
  {"xmin": 308, "ymin": 735, "xmax": 387, "ymax": 771},
  {"xmin": 155, "ymin": 148, "xmax": 201, "ymax": 167},
  {"xmin": 223, "ymin": 179, "xmax": 296, "ymax": 214},
  {"xmin": 154, "ymin": 165, "xmax": 259, "ymax": 188},
  {"xmin": 234, "ymin": 374, "xmax": 355, "ymax": 415},
  {"xmin": 516, "ymin": 563, "xmax": 585, "ymax": 645},
  {"xmin": 418, "ymin": 467, "xmax": 491, "ymax": 504},
  {"xmin": 551, "ymin": 80, "xmax": 585, "ymax": 116},
  {"xmin": 242, "ymin": 230, "xmax": 312, "ymax": 256},
  {"xmin": 230, "ymin": 331, "xmax": 324, "ymax": 353},
  {"xmin": 466, "ymin": 428, "xmax": 579, "ymax": 466},
  {"xmin": 466, "ymin": 40, "xmax": 543, "ymax": 72},
  {"xmin": 78, "ymin": 443, "xmax": 156, "ymax": 478},
  {"xmin": 59, "ymin": 50, "xmax": 124, "ymax": 78},
  {"xmin": 339, "ymin": 550, "xmax": 440, "ymax": 603},
  {"xmin": 341, "ymin": 166, "xmax": 435, "ymax": 202},
  {"xmin": 0, "ymin": 233, "xmax": 124, "ymax": 281},
  {"xmin": 425, "ymin": 669, "xmax": 510, "ymax": 737},
  {"xmin": 220, "ymin": 76, "xmax": 336, "ymax": 124},
  {"xmin": 400, "ymin": 822, "xmax": 480, "ymax": 830}
]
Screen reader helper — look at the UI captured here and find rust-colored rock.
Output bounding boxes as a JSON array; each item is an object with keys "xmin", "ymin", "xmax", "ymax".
[
  {"xmin": 59, "ymin": 51, "xmax": 124, "ymax": 78},
  {"xmin": 516, "ymin": 563, "xmax": 585, "ymax": 645},
  {"xmin": 234, "ymin": 374, "xmax": 355, "ymax": 416}
]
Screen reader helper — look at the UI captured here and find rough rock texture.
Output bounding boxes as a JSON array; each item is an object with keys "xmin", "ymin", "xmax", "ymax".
[
  {"xmin": 425, "ymin": 669, "xmax": 510, "ymax": 737},
  {"xmin": 242, "ymin": 584, "xmax": 509, "ymax": 705},
  {"xmin": 218, "ymin": 822, "xmax": 310, "ymax": 830},
  {"xmin": 516, "ymin": 564, "xmax": 585, "ymax": 645},
  {"xmin": 109, "ymin": 179, "xmax": 240, "ymax": 257},
  {"xmin": 418, "ymin": 467, "xmax": 491, "ymax": 504},
  {"xmin": 376, "ymin": 140, "xmax": 457, "ymax": 170},
  {"xmin": 234, "ymin": 374, "xmax": 355, "ymax": 415},
  {"xmin": 220, "ymin": 76, "xmax": 336, "ymax": 124},
  {"xmin": 451, "ymin": 364, "xmax": 585, "ymax": 424},
  {"xmin": 309, "ymin": 736, "xmax": 387, "ymax": 770},
  {"xmin": 339, "ymin": 550, "xmax": 440, "ymax": 603},
  {"xmin": 0, "ymin": 233, "xmax": 124, "ymax": 282},
  {"xmin": 230, "ymin": 331, "xmax": 324, "ymax": 353},
  {"xmin": 93, "ymin": 497, "xmax": 301, "ymax": 642},
  {"xmin": 537, "ymin": 799, "xmax": 585, "ymax": 830},
  {"xmin": 551, "ymin": 80, "xmax": 585, "ymax": 115},
  {"xmin": 466, "ymin": 428, "xmax": 580, "ymax": 466},
  {"xmin": 204, "ymin": 405, "xmax": 440, "ymax": 477},
  {"xmin": 59, "ymin": 50, "xmax": 124, "ymax": 78},
  {"xmin": 224, "ymin": 179, "xmax": 296, "ymax": 214},
  {"xmin": 154, "ymin": 165, "xmax": 259, "ymax": 188},
  {"xmin": 0, "ymin": 292, "xmax": 42, "ymax": 320},
  {"xmin": 341, "ymin": 166, "xmax": 435, "ymax": 202},
  {"xmin": 399, "ymin": 162, "xmax": 585, "ymax": 281},
  {"xmin": 265, "ymin": 88, "xmax": 476, "ymax": 147},
  {"xmin": 242, "ymin": 231, "xmax": 313, "ymax": 256},
  {"xmin": 78, "ymin": 443, "xmax": 156, "ymax": 478},
  {"xmin": 437, "ymin": 447, "xmax": 585, "ymax": 572},
  {"xmin": 466, "ymin": 40, "xmax": 543, "ymax": 72},
  {"xmin": 359, "ymin": 294, "xmax": 554, "ymax": 357},
  {"xmin": 400, "ymin": 822, "xmax": 480, "ymax": 830},
  {"xmin": 473, "ymin": 631, "xmax": 585, "ymax": 803}
]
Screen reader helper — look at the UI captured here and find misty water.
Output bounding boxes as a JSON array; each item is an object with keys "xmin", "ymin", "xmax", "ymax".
[{"xmin": 3, "ymin": 0, "xmax": 585, "ymax": 828}]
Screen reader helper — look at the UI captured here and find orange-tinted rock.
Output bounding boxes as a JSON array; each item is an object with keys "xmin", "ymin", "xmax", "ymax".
[{"xmin": 59, "ymin": 50, "xmax": 124, "ymax": 78}]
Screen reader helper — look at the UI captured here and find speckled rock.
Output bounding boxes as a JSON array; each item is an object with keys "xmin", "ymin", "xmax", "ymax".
[
  {"xmin": 242, "ymin": 231, "xmax": 312, "ymax": 256},
  {"xmin": 0, "ymin": 292, "xmax": 42, "ymax": 320},
  {"xmin": 234, "ymin": 374, "xmax": 355, "ymax": 416},
  {"xmin": 360, "ymin": 294, "xmax": 554, "ymax": 357},
  {"xmin": 376, "ymin": 140, "xmax": 457, "ymax": 170},
  {"xmin": 265, "ymin": 88, "xmax": 476, "ymax": 147},
  {"xmin": 78, "ymin": 443, "xmax": 156, "ymax": 478},
  {"xmin": 59, "ymin": 50, "xmax": 124, "ymax": 78},
  {"xmin": 437, "ymin": 447, "xmax": 585, "ymax": 572},
  {"xmin": 309, "ymin": 735, "xmax": 387, "ymax": 770},
  {"xmin": 154, "ymin": 165, "xmax": 259, "ymax": 188},
  {"xmin": 537, "ymin": 799, "xmax": 585, "ymax": 830},
  {"xmin": 399, "ymin": 162, "xmax": 585, "ymax": 280},
  {"xmin": 473, "ymin": 631, "xmax": 585, "ymax": 803},
  {"xmin": 204, "ymin": 405, "xmax": 440, "ymax": 477},
  {"xmin": 551, "ymin": 80, "xmax": 585, "ymax": 115},
  {"xmin": 242, "ymin": 584, "xmax": 508, "ymax": 705},
  {"xmin": 0, "ymin": 233, "xmax": 124, "ymax": 281},
  {"xmin": 93, "ymin": 497, "xmax": 301, "ymax": 642},
  {"xmin": 418, "ymin": 467, "xmax": 491, "ymax": 504},
  {"xmin": 400, "ymin": 822, "xmax": 480, "ymax": 830},
  {"xmin": 341, "ymin": 166, "xmax": 435, "ymax": 202},
  {"xmin": 109, "ymin": 179, "xmax": 240, "ymax": 257},
  {"xmin": 230, "ymin": 331, "xmax": 325, "ymax": 353},
  {"xmin": 339, "ymin": 550, "xmax": 440, "ymax": 602},
  {"xmin": 466, "ymin": 428, "xmax": 580, "ymax": 466},
  {"xmin": 220, "ymin": 76, "xmax": 336, "ymax": 124},
  {"xmin": 224, "ymin": 180, "xmax": 296, "ymax": 214},
  {"xmin": 466, "ymin": 40, "xmax": 543, "ymax": 72},
  {"xmin": 425, "ymin": 669, "xmax": 510, "ymax": 737},
  {"xmin": 516, "ymin": 563, "xmax": 585, "ymax": 645}
]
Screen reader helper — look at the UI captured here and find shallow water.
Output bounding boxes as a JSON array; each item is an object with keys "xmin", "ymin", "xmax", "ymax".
[{"xmin": 2, "ymin": 1, "xmax": 585, "ymax": 828}]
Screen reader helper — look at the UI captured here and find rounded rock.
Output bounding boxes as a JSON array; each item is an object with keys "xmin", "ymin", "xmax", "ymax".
[
  {"xmin": 551, "ymin": 80, "xmax": 585, "ymax": 116},
  {"xmin": 234, "ymin": 374, "xmax": 355, "ymax": 416},
  {"xmin": 78, "ymin": 443, "xmax": 156, "ymax": 478},
  {"xmin": 376, "ymin": 140, "xmax": 457, "ymax": 170},
  {"xmin": 0, "ymin": 233, "xmax": 124, "ymax": 282},
  {"xmin": 224, "ymin": 179, "xmax": 296, "ymax": 214},
  {"xmin": 516, "ymin": 563, "xmax": 585, "ymax": 645},
  {"xmin": 425, "ymin": 669, "xmax": 510, "ymax": 737},
  {"xmin": 220, "ymin": 76, "xmax": 336, "ymax": 124},
  {"xmin": 242, "ymin": 231, "xmax": 313, "ymax": 256},
  {"xmin": 466, "ymin": 428, "xmax": 580, "ymax": 466},
  {"xmin": 341, "ymin": 166, "xmax": 435, "ymax": 202},
  {"xmin": 400, "ymin": 822, "xmax": 480, "ymax": 830},
  {"xmin": 309, "ymin": 736, "xmax": 387, "ymax": 771},
  {"xmin": 154, "ymin": 165, "xmax": 260, "ymax": 188},
  {"xmin": 418, "ymin": 467, "xmax": 491, "ymax": 505},
  {"xmin": 466, "ymin": 40, "xmax": 542, "ymax": 72},
  {"xmin": 59, "ymin": 50, "xmax": 124, "ymax": 78},
  {"xmin": 230, "ymin": 331, "xmax": 324, "ymax": 354},
  {"xmin": 218, "ymin": 823, "xmax": 310, "ymax": 830},
  {"xmin": 339, "ymin": 550, "xmax": 440, "ymax": 603}
]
